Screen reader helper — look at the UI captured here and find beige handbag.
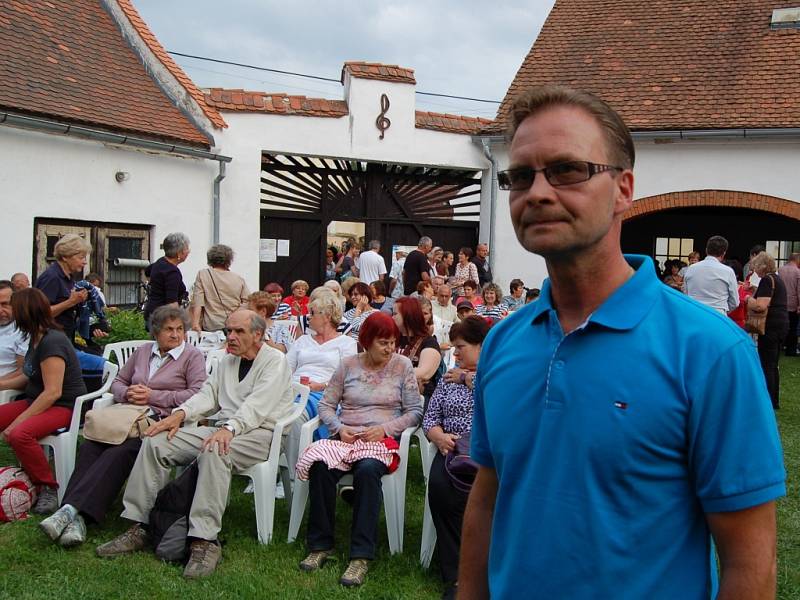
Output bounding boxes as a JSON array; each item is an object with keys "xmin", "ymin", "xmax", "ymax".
[{"xmin": 83, "ymin": 403, "xmax": 156, "ymax": 445}]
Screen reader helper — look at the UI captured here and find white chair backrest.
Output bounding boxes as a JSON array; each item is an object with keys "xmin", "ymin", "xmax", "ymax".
[
  {"xmin": 205, "ymin": 348, "xmax": 228, "ymax": 376},
  {"xmin": 102, "ymin": 340, "xmax": 150, "ymax": 368},
  {"xmin": 270, "ymin": 319, "xmax": 299, "ymax": 340},
  {"xmin": 292, "ymin": 381, "xmax": 310, "ymax": 406}
]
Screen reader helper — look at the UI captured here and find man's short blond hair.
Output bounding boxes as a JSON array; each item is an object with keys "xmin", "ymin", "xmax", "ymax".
[{"xmin": 510, "ymin": 85, "xmax": 635, "ymax": 170}]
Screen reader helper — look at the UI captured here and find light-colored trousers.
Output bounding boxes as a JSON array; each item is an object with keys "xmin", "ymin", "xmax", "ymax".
[{"xmin": 121, "ymin": 425, "xmax": 272, "ymax": 540}]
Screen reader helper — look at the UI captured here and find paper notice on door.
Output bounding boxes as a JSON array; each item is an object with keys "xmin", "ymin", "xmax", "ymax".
[
  {"xmin": 277, "ymin": 239, "xmax": 290, "ymax": 257},
  {"xmin": 260, "ymin": 239, "xmax": 277, "ymax": 262}
]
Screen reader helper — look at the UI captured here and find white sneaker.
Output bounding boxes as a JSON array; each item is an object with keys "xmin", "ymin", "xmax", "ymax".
[
  {"xmin": 59, "ymin": 514, "xmax": 87, "ymax": 547},
  {"xmin": 39, "ymin": 504, "xmax": 76, "ymax": 540}
]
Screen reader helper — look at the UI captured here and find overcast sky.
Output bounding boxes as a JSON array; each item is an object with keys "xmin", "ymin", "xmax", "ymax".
[{"xmin": 133, "ymin": 0, "xmax": 555, "ymax": 119}]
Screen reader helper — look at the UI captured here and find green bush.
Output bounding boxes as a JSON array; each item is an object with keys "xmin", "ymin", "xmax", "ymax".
[{"xmin": 100, "ymin": 310, "xmax": 149, "ymax": 344}]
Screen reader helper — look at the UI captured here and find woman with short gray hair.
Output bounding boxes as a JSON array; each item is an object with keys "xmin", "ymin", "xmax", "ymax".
[
  {"xmin": 144, "ymin": 232, "xmax": 191, "ymax": 329},
  {"xmin": 191, "ymin": 244, "xmax": 250, "ymax": 332},
  {"xmin": 39, "ymin": 305, "xmax": 206, "ymax": 547}
]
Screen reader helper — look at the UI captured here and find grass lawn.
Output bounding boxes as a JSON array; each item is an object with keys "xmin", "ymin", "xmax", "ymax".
[{"xmin": 1, "ymin": 357, "xmax": 799, "ymax": 599}]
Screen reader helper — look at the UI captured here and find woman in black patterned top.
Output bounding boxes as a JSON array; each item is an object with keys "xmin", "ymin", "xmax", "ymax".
[{"xmin": 422, "ymin": 315, "xmax": 490, "ymax": 599}]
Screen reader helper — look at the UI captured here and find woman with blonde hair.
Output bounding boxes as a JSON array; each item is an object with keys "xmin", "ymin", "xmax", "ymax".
[
  {"xmin": 746, "ymin": 252, "xmax": 789, "ymax": 409},
  {"xmin": 283, "ymin": 280, "xmax": 311, "ymax": 317},
  {"xmin": 475, "ymin": 282, "xmax": 509, "ymax": 322},
  {"xmin": 34, "ymin": 233, "xmax": 93, "ymax": 344},
  {"xmin": 287, "ymin": 291, "xmax": 357, "ymax": 459}
]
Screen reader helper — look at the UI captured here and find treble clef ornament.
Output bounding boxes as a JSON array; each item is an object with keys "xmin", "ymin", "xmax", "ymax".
[{"xmin": 376, "ymin": 93, "xmax": 391, "ymax": 140}]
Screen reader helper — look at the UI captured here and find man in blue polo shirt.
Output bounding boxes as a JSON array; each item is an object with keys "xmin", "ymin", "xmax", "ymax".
[{"xmin": 459, "ymin": 86, "xmax": 785, "ymax": 599}]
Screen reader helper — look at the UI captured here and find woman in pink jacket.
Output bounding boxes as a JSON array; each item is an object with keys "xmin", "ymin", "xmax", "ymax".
[{"xmin": 38, "ymin": 306, "xmax": 206, "ymax": 548}]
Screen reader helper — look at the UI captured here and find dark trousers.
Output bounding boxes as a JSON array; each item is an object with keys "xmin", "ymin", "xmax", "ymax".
[
  {"xmin": 428, "ymin": 451, "xmax": 470, "ymax": 584},
  {"xmin": 758, "ymin": 326, "xmax": 788, "ymax": 409},
  {"xmin": 306, "ymin": 458, "xmax": 388, "ymax": 560},
  {"xmin": 785, "ymin": 311, "xmax": 799, "ymax": 356},
  {"xmin": 62, "ymin": 437, "xmax": 142, "ymax": 523}
]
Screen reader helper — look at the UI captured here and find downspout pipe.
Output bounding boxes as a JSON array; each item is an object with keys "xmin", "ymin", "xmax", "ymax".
[
  {"xmin": 478, "ymin": 137, "xmax": 500, "ymax": 278},
  {"xmin": 212, "ymin": 162, "xmax": 226, "ymax": 244}
]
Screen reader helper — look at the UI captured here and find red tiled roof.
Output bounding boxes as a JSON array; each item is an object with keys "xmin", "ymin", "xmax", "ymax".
[
  {"xmin": 489, "ymin": 0, "xmax": 800, "ymax": 133},
  {"xmin": 415, "ymin": 111, "xmax": 494, "ymax": 135},
  {"xmin": 205, "ymin": 89, "xmax": 348, "ymax": 118},
  {"xmin": 0, "ymin": 0, "xmax": 209, "ymax": 146},
  {"xmin": 342, "ymin": 62, "xmax": 416, "ymax": 84},
  {"xmin": 115, "ymin": 0, "xmax": 226, "ymax": 130},
  {"xmin": 205, "ymin": 88, "xmax": 492, "ymax": 135}
]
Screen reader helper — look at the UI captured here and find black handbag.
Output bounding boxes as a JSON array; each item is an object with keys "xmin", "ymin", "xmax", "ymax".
[{"xmin": 444, "ymin": 433, "xmax": 478, "ymax": 493}]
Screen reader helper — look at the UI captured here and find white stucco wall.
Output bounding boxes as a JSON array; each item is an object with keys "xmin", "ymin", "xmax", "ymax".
[
  {"xmin": 488, "ymin": 137, "xmax": 800, "ymax": 292},
  {"xmin": 214, "ymin": 74, "xmax": 490, "ymax": 287},
  {"xmin": 0, "ymin": 125, "xmax": 218, "ymax": 285},
  {"xmin": 634, "ymin": 137, "xmax": 800, "ymax": 200}
]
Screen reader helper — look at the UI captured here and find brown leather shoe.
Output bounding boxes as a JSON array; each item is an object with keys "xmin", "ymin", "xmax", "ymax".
[
  {"xmin": 183, "ymin": 539, "xmax": 222, "ymax": 579},
  {"xmin": 96, "ymin": 524, "xmax": 149, "ymax": 558},
  {"xmin": 299, "ymin": 549, "xmax": 334, "ymax": 572},
  {"xmin": 340, "ymin": 558, "xmax": 369, "ymax": 587}
]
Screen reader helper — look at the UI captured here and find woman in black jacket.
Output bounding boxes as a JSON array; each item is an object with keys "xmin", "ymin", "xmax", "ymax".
[{"xmin": 144, "ymin": 232, "xmax": 190, "ymax": 329}]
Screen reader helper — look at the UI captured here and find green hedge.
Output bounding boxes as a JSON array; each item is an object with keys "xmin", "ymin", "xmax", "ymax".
[{"xmin": 99, "ymin": 310, "xmax": 149, "ymax": 344}]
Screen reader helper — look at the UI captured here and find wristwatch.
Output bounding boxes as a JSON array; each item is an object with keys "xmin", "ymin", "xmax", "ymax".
[{"xmin": 221, "ymin": 423, "xmax": 236, "ymax": 436}]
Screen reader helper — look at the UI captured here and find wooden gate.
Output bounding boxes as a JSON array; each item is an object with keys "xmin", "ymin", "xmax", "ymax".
[{"xmin": 259, "ymin": 153, "xmax": 481, "ymax": 289}]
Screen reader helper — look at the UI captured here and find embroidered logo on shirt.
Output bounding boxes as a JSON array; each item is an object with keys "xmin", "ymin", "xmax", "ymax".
[{"xmin": 613, "ymin": 401, "xmax": 628, "ymax": 410}]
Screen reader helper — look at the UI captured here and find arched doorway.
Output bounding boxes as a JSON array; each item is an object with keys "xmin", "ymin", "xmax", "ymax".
[{"xmin": 622, "ymin": 190, "xmax": 800, "ymax": 269}]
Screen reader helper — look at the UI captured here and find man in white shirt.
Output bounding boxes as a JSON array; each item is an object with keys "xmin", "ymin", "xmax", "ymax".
[
  {"xmin": 432, "ymin": 284, "xmax": 458, "ymax": 323},
  {"xmin": 683, "ymin": 236, "xmax": 739, "ymax": 313},
  {"xmin": 0, "ymin": 280, "xmax": 28, "ymax": 387},
  {"xmin": 356, "ymin": 240, "xmax": 387, "ymax": 285},
  {"xmin": 97, "ymin": 309, "xmax": 293, "ymax": 579}
]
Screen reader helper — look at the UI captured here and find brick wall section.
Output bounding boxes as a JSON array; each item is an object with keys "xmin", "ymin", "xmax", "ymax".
[
  {"xmin": 625, "ymin": 190, "xmax": 800, "ymax": 222},
  {"xmin": 341, "ymin": 62, "xmax": 415, "ymax": 84},
  {"xmin": 205, "ymin": 89, "xmax": 348, "ymax": 118}
]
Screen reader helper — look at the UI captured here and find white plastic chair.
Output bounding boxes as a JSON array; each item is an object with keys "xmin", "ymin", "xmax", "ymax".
[
  {"xmin": 204, "ymin": 349, "xmax": 228, "ymax": 376},
  {"xmin": 287, "ymin": 415, "xmax": 419, "ymax": 554},
  {"xmin": 0, "ymin": 389, "xmax": 24, "ymax": 405},
  {"xmin": 269, "ymin": 319, "xmax": 299, "ymax": 341},
  {"xmin": 38, "ymin": 362, "xmax": 119, "ymax": 503},
  {"xmin": 237, "ymin": 382, "xmax": 310, "ymax": 544},
  {"xmin": 419, "ymin": 437, "xmax": 438, "ymax": 568},
  {"xmin": 187, "ymin": 330, "xmax": 226, "ymax": 353},
  {"xmin": 102, "ymin": 340, "xmax": 150, "ymax": 368}
]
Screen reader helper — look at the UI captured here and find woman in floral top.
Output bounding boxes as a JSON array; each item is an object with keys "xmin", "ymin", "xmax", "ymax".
[
  {"xmin": 449, "ymin": 247, "xmax": 480, "ymax": 297},
  {"xmin": 301, "ymin": 312, "xmax": 421, "ymax": 587},
  {"xmin": 423, "ymin": 315, "xmax": 491, "ymax": 600}
]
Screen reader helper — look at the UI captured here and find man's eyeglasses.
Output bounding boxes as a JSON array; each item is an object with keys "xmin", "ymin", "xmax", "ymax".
[{"xmin": 497, "ymin": 161, "xmax": 623, "ymax": 191}]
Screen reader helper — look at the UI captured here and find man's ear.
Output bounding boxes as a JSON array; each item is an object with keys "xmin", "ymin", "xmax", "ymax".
[{"xmin": 614, "ymin": 169, "xmax": 634, "ymax": 217}]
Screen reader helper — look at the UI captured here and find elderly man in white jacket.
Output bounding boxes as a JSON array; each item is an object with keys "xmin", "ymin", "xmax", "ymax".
[{"xmin": 96, "ymin": 309, "xmax": 293, "ymax": 578}]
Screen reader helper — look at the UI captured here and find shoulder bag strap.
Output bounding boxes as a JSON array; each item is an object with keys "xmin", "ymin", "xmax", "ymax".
[{"xmin": 206, "ymin": 268, "xmax": 232, "ymax": 319}]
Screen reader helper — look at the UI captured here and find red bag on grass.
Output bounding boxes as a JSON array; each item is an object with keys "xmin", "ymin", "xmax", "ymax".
[{"xmin": 0, "ymin": 466, "xmax": 37, "ymax": 522}]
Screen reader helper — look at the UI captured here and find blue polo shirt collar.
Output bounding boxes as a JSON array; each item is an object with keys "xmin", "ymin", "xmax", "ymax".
[{"xmin": 530, "ymin": 254, "xmax": 659, "ymax": 331}]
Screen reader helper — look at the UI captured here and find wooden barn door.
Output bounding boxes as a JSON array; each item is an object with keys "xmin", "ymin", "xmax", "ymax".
[{"xmin": 259, "ymin": 153, "xmax": 481, "ymax": 290}]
